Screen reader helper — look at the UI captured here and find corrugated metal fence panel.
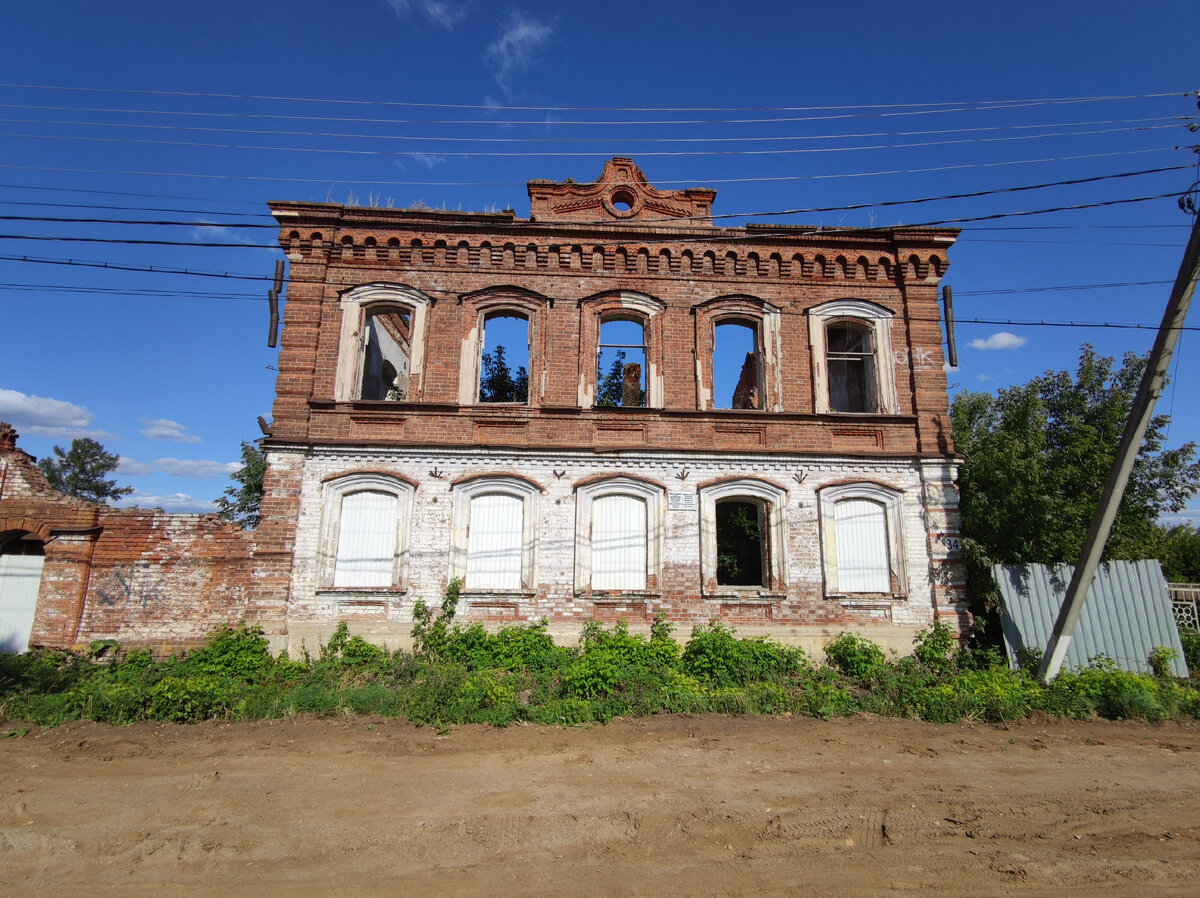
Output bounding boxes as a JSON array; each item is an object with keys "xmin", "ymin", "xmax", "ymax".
[{"xmin": 994, "ymin": 561, "xmax": 1188, "ymax": 676}]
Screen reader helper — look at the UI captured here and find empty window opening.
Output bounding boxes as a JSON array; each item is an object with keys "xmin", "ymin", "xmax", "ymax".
[
  {"xmin": 715, "ymin": 499, "xmax": 766, "ymax": 587},
  {"xmin": 333, "ymin": 490, "xmax": 398, "ymax": 587},
  {"xmin": 591, "ymin": 494, "xmax": 647, "ymax": 591},
  {"xmin": 359, "ymin": 309, "xmax": 412, "ymax": 401},
  {"xmin": 713, "ymin": 321, "xmax": 760, "ymax": 409},
  {"xmin": 596, "ymin": 318, "xmax": 646, "ymax": 408},
  {"xmin": 826, "ymin": 321, "xmax": 877, "ymax": 413},
  {"xmin": 833, "ymin": 498, "xmax": 892, "ymax": 593},
  {"xmin": 478, "ymin": 313, "xmax": 530, "ymax": 403},
  {"xmin": 466, "ymin": 493, "xmax": 524, "ymax": 590}
]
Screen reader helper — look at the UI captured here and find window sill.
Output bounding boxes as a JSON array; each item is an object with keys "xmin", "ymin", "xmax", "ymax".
[
  {"xmin": 831, "ymin": 594, "xmax": 906, "ymax": 606},
  {"xmin": 708, "ymin": 590, "xmax": 786, "ymax": 600},
  {"xmin": 459, "ymin": 590, "xmax": 536, "ymax": 600},
  {"xmin": 316, "ymin": 587, "xmax": 407, "ymax": 597},
  {"xmin": 588, "ymin": 592, "xmax": 662, "ymax": 602}
]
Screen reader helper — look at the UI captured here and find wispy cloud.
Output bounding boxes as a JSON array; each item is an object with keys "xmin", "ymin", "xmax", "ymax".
[
  {"xmin": 119, "ymin": 457, "xmax": 239, "ymax": 480},
  {"xmin": 484, "ymin": 10, "xmax": 554, "ymax": 95},
  {"xmin": 139, "ymin": 418, "xmax": 203, "ymax": 444},
  {"xmin": 190, "ymin": 222, "xmax": 261, "ymax": 247},
  {"xmin": 115, "ymin": 490, "xmax": 218, "ymax": 514},
  {"xmin": 0, "ymin": 388, "xmax": 112, "ymax": 440},
  {"xmin": 976, "ymin": 373, "xmax": 994, "ymax": 382},
  {"xmin": 968, "ymin": 332, "xmax": 1027, "ymax": 351},
  {"xmin": 410, "ymin": 153, "xmax": 447, "ymax": 169},
  {"xmin": 383, "ymin": 0, "xmax": 471, "ymax": 30}
]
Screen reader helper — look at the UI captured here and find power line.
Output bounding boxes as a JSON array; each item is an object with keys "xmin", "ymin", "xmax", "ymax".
[
  {"xmin": 0, "ymin": 146, "xmax": 1182, "ymax": 187},
  {"xmin": 0, "ymin": 122, "xmax": 1182, "ymax": 157},
  {"xmin": 0, "ymin": 82, "xmax": 1190, "ymax": 112},
  {"xmin": 2, "ymin": 164, "xmax": 1185, "ymax": 231},
  {"xmin": 4, "ymin": 113, "xmax": 1189, "ymax": 143}
]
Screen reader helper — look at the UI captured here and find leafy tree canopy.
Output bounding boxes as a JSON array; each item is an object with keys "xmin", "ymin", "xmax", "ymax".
[
  {"xmin": 37, "ymin": 437, "xmax": 133, "ymax": 504},
  {"xmin": 951, "ymin": 345, "xmax": 1200, "ymax": 581},
  {"xmin": 215, "ymin": 441, "xmax": 266, "ymax": 529},
  {"xmin": 478, "ymin": 344, "xmax": 528, "ymax": 403}
]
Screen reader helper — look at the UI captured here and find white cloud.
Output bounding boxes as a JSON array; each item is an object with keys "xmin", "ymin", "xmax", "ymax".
[
  {"xmin": 968, "ymin": 332, "xmax": 1027, "ymax": 351},
  {"xmin": 190, "ymin": 222, "xmax": 260, "ymax": 247},
  {"xmin": 484, "ymin": 11, "xmax": 554, "ymax": 95},
  {"xmin": 115, "ymin": 490, "xmax": 218, "ymax": 514},
  {"xmin": 976, "ymin": 373, "xmax": 993, "ymax": 382},
  {"xmin": 119, "ymin": 456, "xmax": 239, "ymax": 480},
  {"xmin": 0, "ymin": 388, "xmax": 113, "ymax": 439},
  {"xmin": 410, "ymin": 153, "xmax": 447, "ymax": 169},
  {"xmin": 139, "ymin": 418, "xmax": 203, "ymax": 444},
  {"xmin": 383, "ymin": 0, "xmax": 470, "ymax": 29}
]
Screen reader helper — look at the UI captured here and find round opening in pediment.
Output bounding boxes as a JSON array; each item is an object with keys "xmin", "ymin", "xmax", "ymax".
[{"xmin": 605, "ymin": 187, "xmax": 641, "ymax": 218}]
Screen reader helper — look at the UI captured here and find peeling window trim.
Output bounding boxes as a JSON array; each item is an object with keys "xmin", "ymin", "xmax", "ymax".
[
  {"xmin": 574, "ymin": 476, "xmax": 664, "ymax": 595},
  {"xmin": 808, "ymin": 299, "xmax": 899, "ymax": 416},
  {"xmin": 449, "ymin": 475, "xmax": 541, "ymax": 592},
  {"xmin": 318, "ymin": 472, "xmax": 414, "ymax": 590},
  {"xmin": 335, "ymin": 283, "xmax": 431, "ymax": 403},
  {"xmin": 817, "ymin": 481, "xmax": 908, "ymax": 598},
  {"xmin": 697, "ymin": 478, "xmax": 788, "ymax": 596}
]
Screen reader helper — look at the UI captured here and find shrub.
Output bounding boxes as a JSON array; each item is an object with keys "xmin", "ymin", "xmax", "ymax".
[
  {"xmin": 681, "ymin": 622, "xmax": 807, "ymax": 687},
  {"xmin": 1177, "ymin": 628, "xmax": 1200, "ymax": 674},
  {"xmin": 823, "ymin": 632, "xmax": 886, "ymax": 679}
]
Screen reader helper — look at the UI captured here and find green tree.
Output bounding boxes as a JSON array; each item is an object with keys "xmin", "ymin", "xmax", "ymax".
[
  {"xmin": 37, "ymin": 437, "xmax": 133, "ymax": 504},
  {"xmin": 478, "ymin": 344, "xmax": 528, "ymax": 403},
  {"xmin": 1150, "ymin": 524, "xmax": 1200, "ymax": 583},
  {"xmin": 596, "ymin": 350, "xmax": 627, "ymax": 407},
  {"xmin": 215, "ymin": 441, "xmax": 266, "ymax": 529},
  {"xmin": 951, "ymin": 344, "xmax": 1200, "ymax": 591}
]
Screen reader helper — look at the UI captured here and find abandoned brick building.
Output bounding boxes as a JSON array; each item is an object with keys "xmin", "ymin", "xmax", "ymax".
[
  {"xmin": 257, "ymin": 158, "xmax": 967, "ymax": 653},
  {"xmin": 0, "ymin": 158, "xmax": 966, "ymax": 655}
]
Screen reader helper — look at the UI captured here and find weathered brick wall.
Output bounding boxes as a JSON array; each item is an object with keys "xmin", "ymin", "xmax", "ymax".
[
  {"xmin": 279, "ymin": 445, "xmax": 967, "ymax": 655},
  {"xmin": 1, "ymin": 426, "xmax": 264, "ymax": 655}
]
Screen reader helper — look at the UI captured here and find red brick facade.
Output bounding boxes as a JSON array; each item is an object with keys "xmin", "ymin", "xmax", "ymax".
[{"xmin": 0, "ymin": 160, "xmax": 968, "ymax": 657}]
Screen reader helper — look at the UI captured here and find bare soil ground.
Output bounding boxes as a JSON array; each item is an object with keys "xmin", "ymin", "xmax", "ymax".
[{"xmin": 1, "ymin": 714, "xmax": 1198, "ymax": 897}]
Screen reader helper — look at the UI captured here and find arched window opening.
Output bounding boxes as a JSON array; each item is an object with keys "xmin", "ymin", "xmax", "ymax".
[
  {"xmin": 596, "ymin": 317, "xmax": 646, "ymax": 408},
  {"xmin": 358, "ymin": 308, "xmax": 412, "ymax": 401},
  {"xmin": 826, "ymin": 321, "xmax": 877, "ymax": 413},
  {"xmin": 0, "ymin": 530, "xmax": 45, "ymax": 653},
  {"xmin": 713, "ymin": 320, "xmax": 761, "ymax": 410},
  {"xmin": 478, "ymin": 313, "xmax": 530, "ymax": 403},
  {"xmin": 715, "ymin": 498, "xmax": 765, "ymax": 587}
]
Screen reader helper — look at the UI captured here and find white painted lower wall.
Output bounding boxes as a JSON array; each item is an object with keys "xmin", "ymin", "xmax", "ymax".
[{"xmin": 271, "ymin": 445, "xmax": 965, "ymax": 655}]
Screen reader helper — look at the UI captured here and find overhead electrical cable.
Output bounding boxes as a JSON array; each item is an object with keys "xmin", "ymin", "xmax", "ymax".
[
  {"xmin": 0, "ymin": 146, "xmax": 1182, "ymax": 186},
  {"xmin": 3, "ymin": 114, "xmax": 1189, "ymax": 143},
  {"xmin": 0, "ymin": 123, "xmax": 1182, "ymax": 157},
  {"xmin": 0, "ymin": 82, "xmax": 1190, "ymax": 113}
]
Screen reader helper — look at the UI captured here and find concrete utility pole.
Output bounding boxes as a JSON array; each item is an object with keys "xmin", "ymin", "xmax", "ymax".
[{"xmin": 1038, "ymin": 200, "xmax": 1200, "ymax": 682}]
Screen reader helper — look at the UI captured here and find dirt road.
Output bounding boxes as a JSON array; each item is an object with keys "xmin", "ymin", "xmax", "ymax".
[{"xmin": 1, "ymin": 714, "xmax": 1197, "ymax": 896}]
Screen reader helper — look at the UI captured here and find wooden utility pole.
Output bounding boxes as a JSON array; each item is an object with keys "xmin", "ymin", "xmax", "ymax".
[{"xmin": 1038, "ymin": 206, "xmax": 1200, "ymax": 682}]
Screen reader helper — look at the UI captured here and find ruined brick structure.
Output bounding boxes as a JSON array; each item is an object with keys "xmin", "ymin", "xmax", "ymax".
[
  {"xmin": 0, "ymin": 422, "xmax": 268, "ymax": 654},
  {"xmin": 260, "ymin": 158, "xmax": 967, "ymax": 653},
  {"xmin": 0, "ymin": 159, "xmax": 967, "ymax": 656}
]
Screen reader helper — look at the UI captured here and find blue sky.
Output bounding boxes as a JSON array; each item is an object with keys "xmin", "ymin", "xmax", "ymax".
[{"xmin": 0, "ymin": 1, "xmax": 1198, "ymax": 523}]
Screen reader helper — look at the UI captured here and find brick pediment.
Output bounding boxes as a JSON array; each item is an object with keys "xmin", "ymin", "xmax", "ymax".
[{"xmin": 528, "ymin": 157, "xmax": 716, "ymax": 227}]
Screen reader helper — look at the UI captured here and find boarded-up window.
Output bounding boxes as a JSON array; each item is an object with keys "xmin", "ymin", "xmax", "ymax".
[
  {"xmin": 466, "ymin": 493, "xmax": 524, "ymax": 590},
  {"xmin": 591, "ymin": 494, "xmax": 647, "ymax": 590},
  {"xmin": 333, "ymin": 490, "xmax": 398, "ymax": 587},
  {"xmin": 833, "ymin": 498, "xmax": 890, "ymax": 592}
]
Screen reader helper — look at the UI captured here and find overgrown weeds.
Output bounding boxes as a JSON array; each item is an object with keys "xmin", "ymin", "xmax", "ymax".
[{"xmin": 1, "ymin": 588, "xmax": 1197, "ymax": 729}]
